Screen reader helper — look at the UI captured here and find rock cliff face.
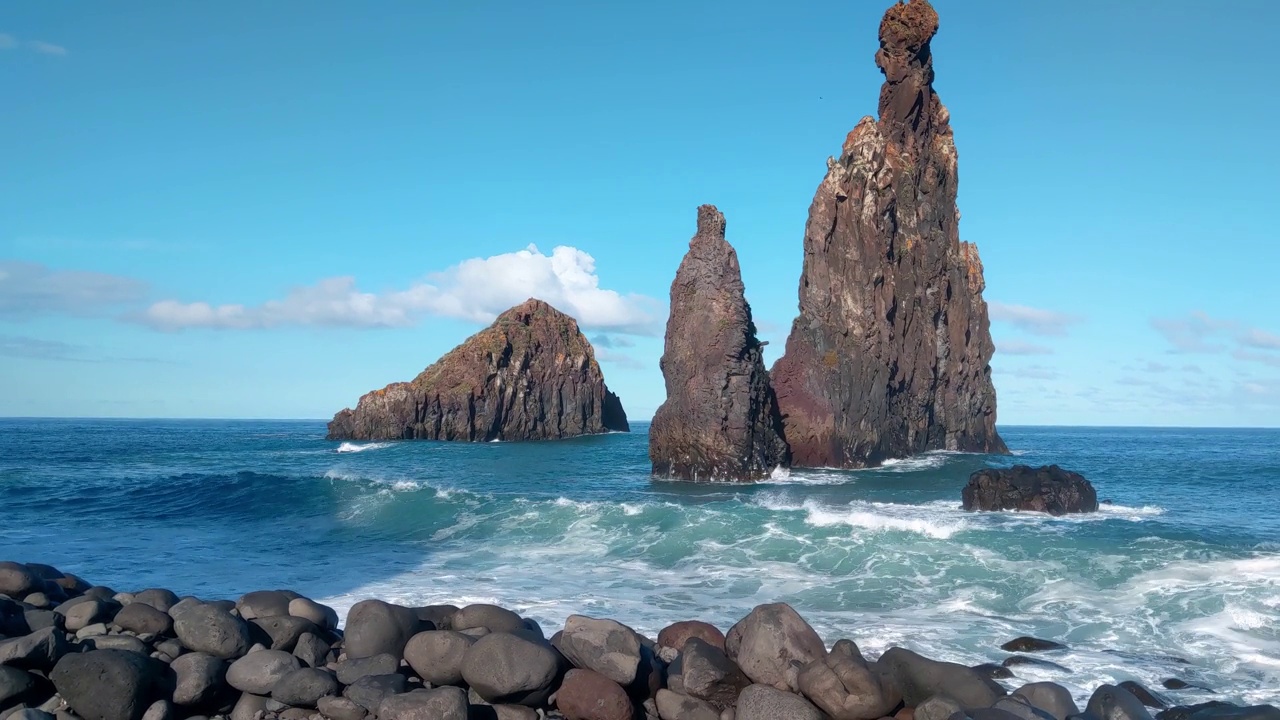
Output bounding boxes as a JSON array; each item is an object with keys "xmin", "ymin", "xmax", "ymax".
[
  {"xmin": 649, "ymin": 205, "xmax": 789, "ymax": 481},
  {"xmin": 327, "ymin": 299, "xmax": 629, "ymax": 442},
  {"xmin": 770, "ymin": 0, "xmax": 1007, "ymax": 468}
]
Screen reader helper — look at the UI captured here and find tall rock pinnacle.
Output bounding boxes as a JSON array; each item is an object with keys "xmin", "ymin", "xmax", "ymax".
[
  {"xmin": 769, "ymin": 0, "xmax": 1007, "ymax": 468},
  {"xmin": 649, "ymin": 205, "xmax": 789, "ymax": 481}
]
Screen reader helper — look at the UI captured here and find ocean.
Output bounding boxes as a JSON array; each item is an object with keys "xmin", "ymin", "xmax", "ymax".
[{"xmin": 1, "ymin": 419, "xmax": 1277, "ymax": 705}]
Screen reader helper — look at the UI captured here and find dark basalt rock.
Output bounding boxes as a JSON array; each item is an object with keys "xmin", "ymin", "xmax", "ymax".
[
  {"xmin": 964, "ymin": 465, "xmax": 1099, "ymax": 515},
  {"xmin": 1002, "ymin": 637, "xmax": 1069, "ymax": 653},
  {"xmin": 328, "ymin": 298, "xmax": 629, "ymax": 442},
  {"xmin": 770, "ymin": 0, "xmax": 1007, "ymax": 469},
  {"xmin": 1003, "ymin": 656, "xmax": 1072, "ymax": 673},
  {"xmin": 649, "ymin": 205, "xmax": 790, "ymax": 481}
]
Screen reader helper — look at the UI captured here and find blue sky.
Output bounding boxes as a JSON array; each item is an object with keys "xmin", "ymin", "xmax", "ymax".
[{"xmin": 2, "ymin": 0, "xmax": 1278, "ymax": 426}]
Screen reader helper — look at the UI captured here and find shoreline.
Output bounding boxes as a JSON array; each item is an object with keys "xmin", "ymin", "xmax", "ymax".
[{"xmin": 3, "ymin": 561, "xmax": 1276, "ymax": 720}]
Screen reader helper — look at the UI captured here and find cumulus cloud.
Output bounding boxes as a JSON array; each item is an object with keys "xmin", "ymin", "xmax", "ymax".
[
  {"xmin": 996, "ymin": 339, "xmax": 1052, "ymax": 356},
  {"xmin": 988, "ymin": 303, "xmax": 1080, "ymax": 336},
  {"xmin": 142, "ymin": 244, "xmax": 661, "ymax": 335},
  {"xmin": 1234, "ymin": 349, "xmax": 1280, "ymax": 368},
  {"xmin": 595, "ymin": 348, "xmax": 645, "ymax": 370},
  {"xmin": 0, "ymin": 261, "xmax": 148, "ymax": 318}
]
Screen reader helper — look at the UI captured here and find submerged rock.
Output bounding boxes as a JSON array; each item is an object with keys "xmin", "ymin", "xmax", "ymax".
[
  {"xmin": 649, "ymin": 204, "xmax": 790, "ymax": 481},
  {"xmin": 328, "ymin": 299, "xmax": 629, "ymax": 442},
  {"xmin": 963, "ymin": 465, "xmax": 1099, "ymax": 515},
  {"xmin": 770, "ymin": 0, "xmax": 1007, "ymax": 468}
]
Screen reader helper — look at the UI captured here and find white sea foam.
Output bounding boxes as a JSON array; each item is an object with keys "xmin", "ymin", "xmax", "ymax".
[{"xmin": 335, "ymin": 442, "xmax": 392, "ymax": 453}]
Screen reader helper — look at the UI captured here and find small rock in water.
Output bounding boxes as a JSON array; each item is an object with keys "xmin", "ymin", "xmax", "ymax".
[
  {"xmin": 1003, "ymin": 656, "xmax": 1071, "ymax": 673},
  {"xmin": 974, "ymin": 663, "xmax": 1016, "ymax": 680},
  {"xmin": 963, "ymin": 465, "xmax": 1098, "ymax": 515},
  {"xmin": 1161, "ymin": 679, "xmax": 1213, "ymax": 693},
  {"xmin": 1001, "ymin": 637, "xmax": 1068, "ymax": 653}
]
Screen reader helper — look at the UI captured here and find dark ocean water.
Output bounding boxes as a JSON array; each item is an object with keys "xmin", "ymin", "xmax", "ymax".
[{"xmin": 1, "ymin": 419, "xmax": 1277, "ymax": 704}]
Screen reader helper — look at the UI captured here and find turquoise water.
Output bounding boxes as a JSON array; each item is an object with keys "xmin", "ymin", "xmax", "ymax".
[{"xmin": 1, "ymin": 419, "xmax": 1277, "ymax": 704}]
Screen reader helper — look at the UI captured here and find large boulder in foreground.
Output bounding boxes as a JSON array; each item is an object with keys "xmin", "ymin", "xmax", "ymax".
[
  {"xmin": 328, "ymin": 298, "xmax": 630, "ymax": 442},
  {"xmin": 769, "ymin": 0, "xmax": 1007, "ymax": 468},
  {"xmin": 963, "ymin": 465, "xmax": 1099, "ymax": 515},
  {"xmin": 649, "ymin": 204, "xmax": 790, "ymax": 481}
]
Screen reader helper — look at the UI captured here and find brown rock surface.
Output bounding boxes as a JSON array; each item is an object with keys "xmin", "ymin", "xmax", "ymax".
[
  {"xmin": 328, "ymin": 299, "xmax": 629, "ymax": 441},
  {"xmin": 770, "ymin": 0, "xmax": 1007, "ymax": 468},
  {"xmin": 649, "ymin": 205, "xmax": 789, "ymax": 480}
]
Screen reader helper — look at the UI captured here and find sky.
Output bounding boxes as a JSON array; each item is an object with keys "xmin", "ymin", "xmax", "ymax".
[{"xmin": 2, "ymin": 0, "xmax": 1279, "ymax": 427}]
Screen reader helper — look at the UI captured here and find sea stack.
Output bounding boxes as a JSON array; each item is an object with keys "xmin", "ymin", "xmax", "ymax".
[
  {"xmin": 769, "ymin": 0, "xmax": 1007, "ymax": 468},
  {"xmin": 327, "ymin": 299, "xmax": 629, "ymax": 442},
  {"xmin": 649, "ymin": 205, "xmax": 789, "ymax": 481}
]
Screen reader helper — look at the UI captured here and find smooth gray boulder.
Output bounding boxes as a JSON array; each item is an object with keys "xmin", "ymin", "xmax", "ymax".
[
  {"xmin": 451, "ymin": 604, "xmax": 524, "ymax": 634},
  {"xmin": 0, "ymin": 665, "xmax": 35, "ymax": 707},
  {"xmin": 557, "ymin": 614, "xmax": 645, "ymax": 687},
  {"xmin": 725, "ymin": 603, "xmax": 827, "ymax": 687},
  {"xmin": 229, "ymin": 692, "xmax": 270, "ymax": 720},
  {"xmin": 131, "ymin": 590, "xmax": 179, "ymax": 613},
  {"xmin": 916, "ymin": 695, "xmax": 965, "ymax": 720},
  {"xmin": 50, "ymin": 649, "xmax": 166, "ymax": 720},
  {"xmin": 0, "ymin": 564, "xmax": 38, "ymax": 599},
  {"xmin": 170, "ymin": 652, "xmax": 226, "ymax": 707},
  {"xmin": 1014, "ymin": 683, "xmax": 1081, "ymax": 720},
  {"xmin": 995, "ymin": 696, "xmax": 1060, "ymax": 720},
  {"xmin": 236, "ymin": 590, "xmax": 297, "ymax": 620},
  {"xmin": 344, "ymin": 673, "xmax": 407, "ymax": 713},
  {"xmin": 225, "ymin": 649, "xmax": 302, "ymax": 695},
  {"xmin": 797, "ymin": 639, "xmax": 900, "ymax": 720},
  {"xmin": 335, "ymin": 653, "xmax": 399, "ymax": 685},
  {"xmin": 403, "ymin": 630, "xmax": 474, "ymax": 687},
  {"xmin": 0, "ymin": 627, "xmax": 68, "ymax": 671},
  {"xmin": 272, "ymin": 667, "xmax": 339, "ymax": 708},
  {"xmin": 63, "ymin": 600, "xmax": 119, "ymax": 632},
  {"xmin": 251, "ymin": 615, "xmax": 318, "ymax": 652},
  {"xmin": 736, "ymin": 684, "xmax": 825, "ymax": 720},
  {"xmin": 292, "ymin": 631, "xmax": 331, "ymax": 668},
  {"xmin": 379, "ymin": 687, "xmax": 469, "ymax": 720},
  {"xmin": 460, "ymin": 632, "xmax": 560, "ymax": 706},
  {"xmin": 655, "ymin": 688, "xmax": 722, "ymax": 720},
  {"xmin": 680, "ymin": 637, "xmax": 751, "ymax": 711},
  {"xmin": 172, "ymin": 604, "xmax": 251, "ymax": 660},
  {"xmin": 1087, "ymin": 685, "xmax": 1155, "ymax": 720},
  {"xmin": 113, "ymin": 603, "xmax": 173, "ymax": 637},
  {"xmin": 288, "ymin": 598, "xmax": 338, "ymax": 630},
  {"xmin": 880, "ymin": 646, "xmax": 1005, "ymax": 708},
  {"xmin": 317, "ymin": 695, "xmax": 368, "ymax": 720},
  {"xmin": 343, "ymin": 599, "xmax": 422, "ymax": 660}
]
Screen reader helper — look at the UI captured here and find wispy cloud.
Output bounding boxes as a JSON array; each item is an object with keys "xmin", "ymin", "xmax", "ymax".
[
  {"xmin": 996, "ymin": 339, "xmax": 1052, "ymax": 356},
  {"xmin": 1151, "ymin": 312, "xmax": 1280, "ymax": 357},
  {"xmin": 591, "ymin": 334, "xmax": 636, "ymax": 349},
  {"xmin": 988, "ymin": 302, "xmax": 1080, "ymax": 336},
  {"xmin": 142, "ymin": 244, "xmax": 661, "ymax": 335},
  {"xmin": 0, "ymin": 335, "xmax": 170, "ymax": 364},
  {"xmin": 595, "ymin": 348, "xmax": 645, "ymax": 370},
  {"xmin": 1233, "ymin": 348, "xmax": 1280, "ymax": 368},
  {"xmin": 996, "ymin": 364, "xmax": 1059, "ymax": 380},
  {"xmin": 0, "ymin": 261, "xmax": 148, "ymax": 318},
  {"xmin": 0, "ymin": 33, "xmax": 67, "ymax": 56},
  {"xmin": 27, "ymin": 41, "xmax": 66, "ymax": 56}
]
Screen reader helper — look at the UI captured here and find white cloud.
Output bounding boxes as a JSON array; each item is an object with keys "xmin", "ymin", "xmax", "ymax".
[
  {"xmin": 0, "ymin": 261, "xmax": 148, "ymax": 318},
  {"xmin": 27, "ymin": 40, "xmax": 66, "ymax": 56},
  {"xmin": 595, "ymin": 348, "xmax": 645, "ymax": 370},
  {"xmin": 1239, "ymin": 328, "xmax": 1280, "ymax": 351},
  {"xmin": 995, "ymin": 364, "xmax": 1059, "ymax": 380},
  {"xmin": 996, "ymin": 339, "xmax": 1052, "ymax": 355},
  {"xmin": 1152, "ymin": 312, "xmax": 1280, "ymax": 356},
  {"xmin": 143, "ymin": 244, "xmax": 661, "ymax": 335},
  {"xmin": 988, "ymin": 302, "xmax": 1080, "ymax": 336}
]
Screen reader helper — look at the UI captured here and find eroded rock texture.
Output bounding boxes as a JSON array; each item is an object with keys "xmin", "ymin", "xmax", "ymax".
[
  {"xmin": 328, "ymin": 299, "xmax": 629, "ymax": 441},
  {"xmin": 770, "ymin": 0, "xmax": 1007, "ymax": 468},
  {"xmin": 649, "ymin": 205, "xmax": 789, "ymax": 481}
]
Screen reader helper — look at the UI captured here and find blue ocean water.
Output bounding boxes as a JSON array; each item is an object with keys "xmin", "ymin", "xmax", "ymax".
[{"xmin": 1, "ymin": 419, "xmax": 1277, "ymax": 704}]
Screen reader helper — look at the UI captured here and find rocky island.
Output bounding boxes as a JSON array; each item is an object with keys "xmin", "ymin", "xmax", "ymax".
[
  {"xmin": 327, "ymin": 299, "xmax": 628, "ymax": 442},
  {"xmin": 649, "ymin": 205, "xmax": 790, "ymax": 481},
  {"xmin": 769, "ymin": 0, "xmax": 1007, "ymax": 468}
]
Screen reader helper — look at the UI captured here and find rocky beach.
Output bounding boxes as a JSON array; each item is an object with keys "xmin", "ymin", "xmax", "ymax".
[{"xmin": 3, "ymin": 559, "xmax": 1275, "ymax": 720}]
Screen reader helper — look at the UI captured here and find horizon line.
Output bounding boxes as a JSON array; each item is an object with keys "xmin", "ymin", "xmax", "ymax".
[{"xmin": 1, "ymin": 416, "xmax": 1278, "ymax": 431}]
